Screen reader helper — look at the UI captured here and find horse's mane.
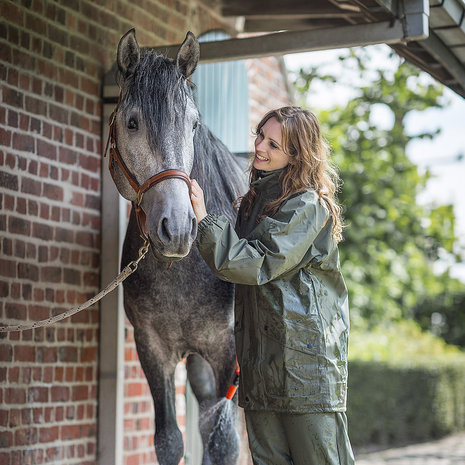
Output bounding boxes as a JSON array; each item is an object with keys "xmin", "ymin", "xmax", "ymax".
[
  {"xmin": 191, "ymin": 124, "xmax": 247, "ymax": 224},
  {"xmin": 119, "ymin": 50, "xmax": 189, "ymax": 149}
]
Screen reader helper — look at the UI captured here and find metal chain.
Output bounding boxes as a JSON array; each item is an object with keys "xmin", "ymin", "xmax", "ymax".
[{"xmin": 0, "ymin": 242, "xmax": 150, "ymax": 333}]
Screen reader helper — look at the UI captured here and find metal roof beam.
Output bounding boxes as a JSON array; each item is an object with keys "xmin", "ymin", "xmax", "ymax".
[
  {"xmin": 421, "ymin": 31, "xmax": 465, "ymax": 89},
  {"xmin": 151, "ymin": 0, "xmax": 428, "ymax": 63},
  {"xmin": 221, "ymin": 0, "xmax": 355, "ymax": 17}
]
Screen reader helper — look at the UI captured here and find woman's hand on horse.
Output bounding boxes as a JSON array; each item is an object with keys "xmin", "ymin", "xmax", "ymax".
[{"xmin": 190, "ymin": 179, "xmax": 208, "ymax": 223}]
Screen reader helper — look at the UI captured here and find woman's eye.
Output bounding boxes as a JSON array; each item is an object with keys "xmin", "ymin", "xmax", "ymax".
[
  {"xmin": 128, "ymin": 118, "xmax": 138, "ymax": 130},
  {"xmin": 270, "ymin": 142, "xmax": 277, "ymax": 149},
  {"xmin": 193, "ymin": 121, "xmax": 198, "ymax": 131}
]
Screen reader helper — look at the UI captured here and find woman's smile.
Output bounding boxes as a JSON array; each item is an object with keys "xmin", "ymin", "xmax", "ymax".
[{"xmin": 255, "ymin": 153, "xmax": 269, "ymax": 162}]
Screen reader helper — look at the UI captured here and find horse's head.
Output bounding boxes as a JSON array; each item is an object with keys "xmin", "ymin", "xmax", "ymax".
[{"xmin": 111, "ymin": 29, "xmax": 200, "ymax": 261}]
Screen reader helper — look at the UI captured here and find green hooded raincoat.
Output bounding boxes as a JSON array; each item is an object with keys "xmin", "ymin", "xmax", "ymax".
[{"xmin": 196, "ymin": 170, "xmax": 349, "ymax": 413}]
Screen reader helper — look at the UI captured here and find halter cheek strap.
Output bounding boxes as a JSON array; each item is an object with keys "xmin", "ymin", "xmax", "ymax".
[{"xmin": 103, "ymin": 94, "xmax": 192, "ymax": 241}]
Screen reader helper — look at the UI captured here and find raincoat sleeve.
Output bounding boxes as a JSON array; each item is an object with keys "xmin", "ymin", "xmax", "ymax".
[{"xmin": 196, "ymin": 191, "xmax": 331, "ymax": 285}]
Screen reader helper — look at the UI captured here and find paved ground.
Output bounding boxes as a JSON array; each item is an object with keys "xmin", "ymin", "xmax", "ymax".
[{"xmin": 355, "ymin": 432, "xmax": 465, "ymax": 464}]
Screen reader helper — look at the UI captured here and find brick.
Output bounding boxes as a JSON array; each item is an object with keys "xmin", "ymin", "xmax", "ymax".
[
  {"xmin": 43, "ymin": 183, "xmax": 63, "ymax": 201},
  {"xmin": 21, "ymin": 178, "xmax": 41, "ymax": 195},
  {"xmin": 17, "ymin": 199, "xmax": 27, "ymax": 215},
  {"xmin": 79, "ymin": 155, "xmax": 101, "ymax": 173},
  {"xmin": 37, "ymin": 138, "xmax": 57, "ymax": 160},
  {"xmin": 39, "ymin": 425, "xmax": 59, "ymax": 443},
  {"xmin": 0, "ymin": 431, "xmax": 13, "ymax": 448},
  {"xmin": 51, "ymin": 386, "xmax": 69, "ymax": 402},
  {"xmin": 5, "ymin": 387, "xmax": 26, "ymax": 404},
  {"xmin": 85, "ymin": 194, "xmax": 100, "ymax": 211},
  {"xmin": 0, "ymin": 127, "xmax": 12, "ymax": 146},
  {"xmin": 0, "ymin": 280, "xmax": 8, "ymax": 297},
  {"xmin": 8, "ymin": 367, "xmax": 19, "ymax": 383},
  {"xmin": 32, "ymin": 222, "xmax": 53, "ymax": 241},
  {"xmin": 22, "ymin": 283, "xmax": 32, "ymax": 300},
  {"xmin": 5, "ymin": 302, "xmax": 26, "ymax": 320},
  {"xmin": 83, "ymin": 272, "xmax": 98, "ymax": 287},
  {"xmin": 72, "ymin": 385, "xmax": 88, "ymax": 401},
  {"xmin": 59, "ymin": 146, "xmax": 77, "ymax": 165},
  {"xmin": 9, "ymin": 408, "xmax": 21, "ymax": 427},
  {"xmin": 58, "ymin": 346, "xmax": 77, "ymax": 362},
  {"xmin": 28, "ymin": 387, "xmax": 48, "ymax": 403},
  {"xmin": 18, "ymin": 263, "xmax": 39, "ymax": 281},
  {"xmin": 43, "ymin": 366, "xmax": 53, "ymax": 383},
  {"xmin": 61, "ymin": 424, "xmax": 80, "ymax": 441},
  {"xmin": 25, "ymin": 95, "xmax": 46, "ymax": 115},
  {"xmin": 80, "ymin": 347, "xmax": 97, "ymax": 363},
  {"xmin": 0, "ymin": 171, "xmax": 19, "ymax": 191},
  {"xmin": 0, "ymin": 259, "xmax": 17, "ymax": 278},
  {"xmin": 28, "ymin": 305, "xmax": 50, "ymax": 323},
  {"xmin": 14, "ymin": 345, "xmax": 35, "ymax": 362},
  {"xmin": 49, "ymin": 104, "xmax": 68, "ymax": 124},
  {"xmin": 8, "ymin": 216, "xmax": 31, "ymax": 236},
  {"xmin": 55, "ymin": 227, "xmax": 73, "ymax": 243},
  {"xmin": 76, "ymin": 231, "xmax": 94, "ymax": 248},
  {"xmin": 0, "ymin": 344, "xmax": 13, "ymax": 361},
  {"xmin": 0, "ymin": 409, "xmax": 7, "ymax": 427},
  {"xmin": 14, "ymin": 427, "xmax": 38, "ymax": 446},
  {"xmin": 13, "ymin": 132, "xmax": 34, "ymax": 152},
  {"xmin": 30, "ymin": 117, "xmax": 41, "ymax": 133},
  {"xmin": 8, "ymin": 109, "xmax": 19, "ymax": 127},
  {"xmin": 51, "ymin": 206, "xmax": 60, "ymax": 221},
  {"xmin": 28, "ymin": 199, "xmax": 38, "ymax": 216},
  {"xmin": 41, "ymin": 267, "xmax": 61, "ymax": 283},
  {"xmin": 2, "ymin": 87, "xmax": 23, "ymax": 108},
  {"xmin": 64, "ymin": 268, "xmax": 80, "ymax": 285},
  {"xmin": 2, "ymin": 237, "xmax": 13, "ymax": 255}
]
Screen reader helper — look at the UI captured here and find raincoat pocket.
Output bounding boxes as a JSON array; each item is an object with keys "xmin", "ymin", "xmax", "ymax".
[
  {"xmin": 260, "ymin": 318, "xmax": 322, "ymax": 398},
  {"xmin": 283, "ymin": 319, "xmax": 321, "ymax": 397}
]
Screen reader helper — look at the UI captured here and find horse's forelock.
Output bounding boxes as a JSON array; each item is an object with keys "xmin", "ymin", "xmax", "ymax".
[{"xmin": 120, "ymin": 50, "xmax": 190, "ymax": 149}]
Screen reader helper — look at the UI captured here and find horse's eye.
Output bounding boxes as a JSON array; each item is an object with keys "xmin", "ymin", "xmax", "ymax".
[
  {"xmin": 128, "ymin": 118, "xmax": 138, "ymax": 130},
  {"xmin": 192, "ymin": 121, "xmax": 198, "ymax": 131}
]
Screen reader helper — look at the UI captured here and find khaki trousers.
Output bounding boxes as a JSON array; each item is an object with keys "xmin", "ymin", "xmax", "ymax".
[{"xmin": 245, "ymin": 410, "xmax": 355, "ymax": 465}]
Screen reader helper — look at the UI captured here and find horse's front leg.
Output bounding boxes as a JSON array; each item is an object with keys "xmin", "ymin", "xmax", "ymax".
[
  {"xmin": 187, "ymin": 349, "xmax": 240, "ymax": 465},
  {"xmin": 134, "ymin": 333, "xmax": 183, "ymax": 465}
]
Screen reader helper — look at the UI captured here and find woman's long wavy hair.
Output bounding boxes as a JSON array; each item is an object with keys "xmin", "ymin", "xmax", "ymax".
[{"xmin": 239, "ymin": 106, "xmax": 344, "ymax": 242}]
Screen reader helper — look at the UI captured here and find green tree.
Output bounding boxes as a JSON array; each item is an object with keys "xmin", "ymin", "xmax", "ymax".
[{"xmin": 293, "ymin": 47, "xmax": 464, "ymax": 331}]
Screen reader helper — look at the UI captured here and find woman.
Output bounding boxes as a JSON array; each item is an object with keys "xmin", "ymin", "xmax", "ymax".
[{"xmin": 191, "ymin": 107, "xmax": 354, "ymax": 465}]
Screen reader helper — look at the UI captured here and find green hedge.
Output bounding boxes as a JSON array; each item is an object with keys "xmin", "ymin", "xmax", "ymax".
[{"xmin": 347, "ymin": 359, "xmax": 465, "ymax": 446}]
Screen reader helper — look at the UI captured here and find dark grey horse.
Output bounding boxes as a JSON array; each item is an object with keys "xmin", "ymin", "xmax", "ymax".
[{"xmin": 111, "ymin": 29, "xmax": 247, "ymax": 465}]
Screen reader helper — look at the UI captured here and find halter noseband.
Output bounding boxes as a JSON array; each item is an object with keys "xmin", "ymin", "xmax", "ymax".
[{"xmin": 104, "ymin": 94, "xmax": 192, "ymax": 241}]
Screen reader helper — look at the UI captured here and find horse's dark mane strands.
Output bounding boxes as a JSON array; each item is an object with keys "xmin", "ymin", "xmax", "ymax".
[{"xmin": 119, "ymin": 50, "xmax": 189, "ymax": 148}]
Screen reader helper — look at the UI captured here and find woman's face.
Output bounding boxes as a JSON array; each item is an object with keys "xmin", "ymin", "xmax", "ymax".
[{"xmin": 253, "ymin": 117, "xmax": 290, "ymax": 171}]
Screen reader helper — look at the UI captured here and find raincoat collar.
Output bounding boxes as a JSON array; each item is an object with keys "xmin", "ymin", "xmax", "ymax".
[{"xmin": 251, "ymin": 169, "xmax": 283, "ymax": 192}]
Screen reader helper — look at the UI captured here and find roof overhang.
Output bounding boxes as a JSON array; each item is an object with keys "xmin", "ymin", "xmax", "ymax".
[
  {"xmin": 149, "ymin": 0, "xmax": 465, "ymax": 98},
  {"xmin": 153, "ymin": 0, "xmax": 428, "ymax": 61}
]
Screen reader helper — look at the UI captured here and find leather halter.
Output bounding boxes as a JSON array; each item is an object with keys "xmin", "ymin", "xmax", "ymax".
[{"xmin": 104, "ymin": 94, "xmax": 192, "ymax": 241}]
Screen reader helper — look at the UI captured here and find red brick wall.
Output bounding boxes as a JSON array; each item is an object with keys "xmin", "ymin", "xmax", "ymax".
[
  {"xmin": 247, "ymin": 56, "xmax": 292, "ymax": 149},
  {"xmin": 0, "ymin": 1, "xmax": 290, "ymax": 464}
]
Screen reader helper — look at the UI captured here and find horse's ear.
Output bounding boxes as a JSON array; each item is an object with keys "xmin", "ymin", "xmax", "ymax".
[
  {"xmin": 176, "ymin": 32, "xmax": 200, "ymax": 79},
  {"xmin": 117, "ymin": 28, "xmax": 140, "ymax": 77}
]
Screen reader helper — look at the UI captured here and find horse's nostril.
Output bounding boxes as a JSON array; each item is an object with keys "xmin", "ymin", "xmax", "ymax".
[
  {"xmin": 159, "ymin": 218, "xmax": 171, "ymax": 243},
  {"xmin": 191, "ymin": 217, "xmax": 197, "ymax": 239}
]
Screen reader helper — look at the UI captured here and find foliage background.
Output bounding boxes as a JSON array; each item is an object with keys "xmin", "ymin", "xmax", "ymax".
[{"xmin": 289, "ymin": 47, "xmax": 465, "ymax": 343}]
